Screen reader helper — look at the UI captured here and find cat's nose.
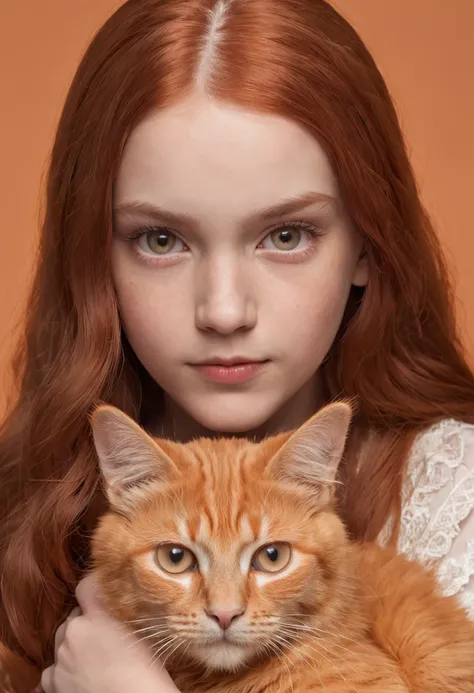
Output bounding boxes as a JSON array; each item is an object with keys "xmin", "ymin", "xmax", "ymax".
[{"xmin": 206, "ymin": 606, "xmax": 244, "ymax": 630}]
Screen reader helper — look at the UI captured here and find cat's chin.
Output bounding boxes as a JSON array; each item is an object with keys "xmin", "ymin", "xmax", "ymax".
[{"xmin": 191, "ymin": 641, "xmax": 254, "ymax": 673}]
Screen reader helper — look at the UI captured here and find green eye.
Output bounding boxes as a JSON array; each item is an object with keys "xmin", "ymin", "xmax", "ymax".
[
  {"xmin": 155, "ymin": 543, "xmax": 196, "ymax": 574},
  {"xmin": 252, "ymin": 543, "xmax": 291, "ymax": 573}
]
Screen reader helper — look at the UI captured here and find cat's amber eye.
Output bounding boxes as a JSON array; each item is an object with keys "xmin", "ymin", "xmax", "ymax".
[
  {"xmin": 155, "ymin": 543, "xmax": 196, "ymax": 574},
  {"xmin": 251, "ymin": 543, "xmax": 291, "ymax": 573}
]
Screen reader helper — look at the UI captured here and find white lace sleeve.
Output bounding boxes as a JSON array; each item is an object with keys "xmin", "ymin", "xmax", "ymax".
[{"xmin": 395, "ymin": 419, "xmax": 474, "ymax": 619}]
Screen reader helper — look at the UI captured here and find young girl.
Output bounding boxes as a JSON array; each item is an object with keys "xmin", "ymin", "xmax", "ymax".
[{"xmin": 1, "ymin": 1, "xmax": 473, "ymax": 691}]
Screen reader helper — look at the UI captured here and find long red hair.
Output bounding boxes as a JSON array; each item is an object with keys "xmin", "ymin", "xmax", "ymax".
[{"xmin": 1, "ymin": 0, "xmax": 473, "ymax": 684}]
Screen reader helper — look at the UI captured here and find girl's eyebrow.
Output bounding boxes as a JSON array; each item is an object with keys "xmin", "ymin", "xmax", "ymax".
[{"xmin": 113, "ymin": 191, "xmax": 337, "ymax": 230}]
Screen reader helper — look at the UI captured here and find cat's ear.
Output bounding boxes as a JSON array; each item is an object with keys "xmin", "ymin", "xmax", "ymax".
[
  {"xmin": 266, "ymin": 402, "xmax": 351, "ymax": 499},
  {"xmin": 90, "ymin": 405, "xmax": 178, "ymax": 510}
]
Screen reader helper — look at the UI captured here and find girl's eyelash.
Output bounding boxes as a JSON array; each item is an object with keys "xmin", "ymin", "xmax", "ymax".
[
  {"xmin": 123, "ymin": 225, "xmax": 172, "ymax": 242},
  {"xmin": 271, "ymin": 220, "xmax": 317, "ymax": 232},
  {"xmin": 263, "ymin": 220, "xmax": 322, "ymax": 240}
]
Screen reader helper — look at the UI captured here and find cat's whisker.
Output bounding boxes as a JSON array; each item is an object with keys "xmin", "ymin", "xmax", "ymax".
[
  {"xmin": 293, "ymin": 640, "xmax": 361, "ymax": 693},
  {"xmin": 151, "ymin": 635, "xmax": 179, "ymax": 654},
  {"xmin": 306, "ymin": 625, "xmax": 372, "ymax": 652},
  {"xmin": 308, "ymin": 658, "xmax": 326, "ymax": 692},
  {"xmin": 280, "ymin": 629, "xmax": 360, "ymax": 675},
  {"xmin": 273, "ymin": 646, "xmax": 300, "ymax": 693},
  {"xmin": 149, "ymin": 635, "xmax": 180, "ymax": 667},
  {"xmin": 294, "ymin": 648, "xmax": 328, "ymax": 693},
  {"xmin": 120, "ymin": 623, "xmax": 171, "ymax": 638},
  {"xmin": 124, "ymin": 616, "xmax": 171, "ymax": 626},
  {"xmin": 278, "ymin": 624, "xmax": 366, "ymax": 664},
  {"xmin": 286, "ymin": 636, "xmax": 364, "ymax": 673},
  {"xmin": 122, "ymin": 632, "xmax": 168, "ymax": 649},
  {"xmin": 125, "ymin": 614, "xmax": 170, "ymax": 621},
  {"xmin": 282, "ymin": 653, "xmax": 297, "ymax": 693},
  {"xmin": 123, "ymin": 628, "xmax": 172, "ymax": 652},
  {"xmin": 151, "ymin": 636, "xmax": 183, "ymax": 668},
  {"xmin": 130, "ymin": 625, "xmax": 171, "ymax": 636},
  {"xmin": 270, "ymin": 635, "xmax": 314, "ymax": 693},
  {"xmin": 162, "ymin": 638, "xmax": 186, "ymax": 668},
  {"xmin": 284, "ymin": 644, "xmax": 329, "ymax": 693},
  {"xmin": 278, "ymin": 620, "xmax": 372, "ymax": 652},
  {"xmin": 131, "ymin": 629, "xmax": 173, "ymax": 647},
  {"xmin": 119, "ymin": 626, "xmax": 168, "ymax": 646},
  {"xmin": 285, "ymin": 627, "xmax": 354, "ymax": 659},
  {"xmin": 309, "ymin": 640, "xmax": 365, "ymax": 671},
  {"xmin": 270, "ymin": 642, "xmax": 297, "ymax": 693},
  {"xmin": 273, "ymin": 632, "xmax": 345, "ymax": 685},
  {"xmin": 272, "ymin": 633, "xmax": 311, "ymax": 665},
  {"xmin": 173, "ymin": 640, "xmax": 192, "ymax": 668},
  {"xmin": 277, "ymin": 623, "xmax": 316, "ymax": 635},
  {"xmin": 272, "ymin": 633, "xmax": 314, "ymax": 669}
]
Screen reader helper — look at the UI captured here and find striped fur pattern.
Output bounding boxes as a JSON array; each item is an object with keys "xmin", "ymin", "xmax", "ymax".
[{"xmin": 91, "ymin": 404, "xmax": 474, "ymax": 693}]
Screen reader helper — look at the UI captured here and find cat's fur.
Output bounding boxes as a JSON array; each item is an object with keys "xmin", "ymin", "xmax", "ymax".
[{"xmin": 90, "ymin": 403, "xmax": 474, "ymax": 693}]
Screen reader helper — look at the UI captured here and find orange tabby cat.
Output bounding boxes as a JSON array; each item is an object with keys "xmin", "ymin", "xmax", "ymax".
[{"xmin": 90, "ymin": 403, "xmax": 474, "ymax": 693}]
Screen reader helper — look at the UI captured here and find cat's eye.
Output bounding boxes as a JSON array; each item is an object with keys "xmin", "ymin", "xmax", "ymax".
[
  {"xmin": 155, "ymin": 543, "xmax": 196, "ymax": 574},
  {"xmin": 251, "ymin": 543, "xmax": 291, "ymax": 573}
]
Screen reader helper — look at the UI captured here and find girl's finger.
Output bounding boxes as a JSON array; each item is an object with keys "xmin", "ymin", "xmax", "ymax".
[
  {"xmin": 54, "ymin": 606, "xmax": 82, "ymax": 658},
  {"xmin": 75, "ymin": 573, "xmax": 104, "ymax": 615},
  {"xmin": 40, "ymin": 665, "xmax": 55, "ymax": 693}
]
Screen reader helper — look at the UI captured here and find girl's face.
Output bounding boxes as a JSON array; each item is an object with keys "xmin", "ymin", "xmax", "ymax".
[{"xmin": 112, "ymin": 96, "xmax": 367, "ymax": 437}]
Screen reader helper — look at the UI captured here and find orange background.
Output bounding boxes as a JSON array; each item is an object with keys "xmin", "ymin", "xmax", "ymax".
[{"xmin": 1, "ymin": 0, "xmax": 473, "ymax": 412}]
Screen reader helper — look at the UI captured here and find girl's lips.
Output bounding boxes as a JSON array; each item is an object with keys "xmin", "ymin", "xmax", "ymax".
[{"xmin": 191, "ymin": 361, "xmax": 268, "ymax": 384}]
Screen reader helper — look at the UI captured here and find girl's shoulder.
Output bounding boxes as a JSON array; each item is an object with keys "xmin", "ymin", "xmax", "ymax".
[{"xmin": 397, "ymin": 418, "xmax": 474, "ymax": 618}]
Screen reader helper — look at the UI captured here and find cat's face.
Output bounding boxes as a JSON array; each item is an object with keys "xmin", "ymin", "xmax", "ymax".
[{"xmin": 91, "ymin": 403, "xmax": 352, "ymax": 672}]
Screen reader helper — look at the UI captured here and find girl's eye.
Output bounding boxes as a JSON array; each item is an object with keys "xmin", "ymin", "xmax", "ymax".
[
  {"xmin": 155, "ymin": 543, "xmax": 197, "ymax": 574},
  {"xmin": 137, "ymin": 229, "xmax": 186, "ymax": 256},
  {"xmin": 251, "ymin": 542, "xmax": 292, "ymax": 573},
  {"xmin": 259, "ymin": 223, "xmax": 315, "ymax": 252}
]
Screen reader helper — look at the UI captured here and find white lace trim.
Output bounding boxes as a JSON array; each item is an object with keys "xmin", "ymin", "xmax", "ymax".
[
  {"xmin": 380, "ymin": 419, "xmax": 474, "ymax": 619},
  {"xmin": 437, "ymin": 539, "xmax": 474, "ymax": 595}
]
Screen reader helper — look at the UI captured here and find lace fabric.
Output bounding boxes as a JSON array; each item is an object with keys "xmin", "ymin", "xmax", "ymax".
[{"xmin": 380, "ymin": 419, "xmax": 474, "ymax": 619}]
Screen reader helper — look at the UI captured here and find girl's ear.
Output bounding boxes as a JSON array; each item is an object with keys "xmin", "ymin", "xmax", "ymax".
[
  {"xmin": 265, "ymin": 402, "xmax": 352, "ymax": 501},
  {"xmin": 90, "ymin": 405, "xmax": 178, "ymax": 511}
]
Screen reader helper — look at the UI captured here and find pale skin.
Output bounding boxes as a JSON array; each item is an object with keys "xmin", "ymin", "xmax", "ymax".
[{"xmin": 41, "ymin": 94, "xmax": 368, "ymax": 692}]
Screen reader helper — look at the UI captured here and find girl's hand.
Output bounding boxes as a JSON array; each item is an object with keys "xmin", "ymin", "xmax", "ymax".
[{"xmin": 40, "ymin": 573, "xmax": 179, "ymax": 693}]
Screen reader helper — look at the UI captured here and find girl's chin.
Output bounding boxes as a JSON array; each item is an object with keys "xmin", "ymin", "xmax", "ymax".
[
  {"xmin": 161, "ymin": 389, "xmax": 288, "ymax": 438},
  {"xmin": 194, "ymin": 415, "xmax": 270, "ymax": 436},
  {"xmin": 189, "ymin": 402, "xmax": 280, "ymax": 436}
]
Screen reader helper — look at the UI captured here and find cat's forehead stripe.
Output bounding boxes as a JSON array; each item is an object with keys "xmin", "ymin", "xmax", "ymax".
[
  {"xmin": 238, "ymin": 514, "xmax": 254, "ymax": 543},
  {"xmin": 186, "ymin": 509, "xmax": 214, "ymax": 541},
  {"xmin": 193, "ymin": 445, "xmax": 252, "ymax": 534},
  {"xmin": 173, "ymin": 441, "xmax": 271, "ymax": 545},
  {"xmin": 196, "ymin": 513, "xmax": 212, "ymax": 543},
  {"xmin": 259, "ymin": 515, "xmax": 270, "ymax": 540},
  {"xmin": 177, "ymin": 518, "xmax": 191, "ymax": 542}
]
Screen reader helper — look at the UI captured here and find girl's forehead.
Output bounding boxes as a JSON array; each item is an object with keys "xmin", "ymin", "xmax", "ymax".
[{"xmin": 114, "ymin": 95, "xmax": 341, "ymax": 232}]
